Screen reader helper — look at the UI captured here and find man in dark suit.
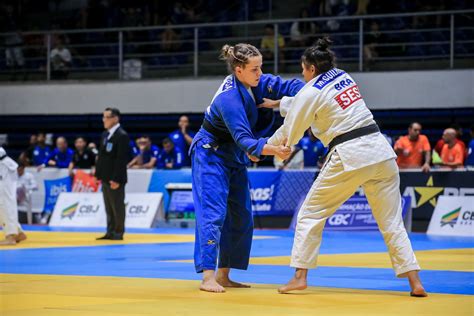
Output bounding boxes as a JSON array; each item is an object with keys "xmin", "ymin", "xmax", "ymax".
[{"xmin": 95, "ymin": 108, "xmax": 130, "ymax": 240}]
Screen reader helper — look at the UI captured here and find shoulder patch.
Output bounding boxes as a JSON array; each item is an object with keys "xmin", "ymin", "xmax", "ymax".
[{"xmin": 222, "ymin": 75, "xmax": 235, "ymax": 92}]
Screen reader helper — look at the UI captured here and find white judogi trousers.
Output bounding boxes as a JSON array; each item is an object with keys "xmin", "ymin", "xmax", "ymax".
[
  {"xmin": 0, "ymin": 181, "xmax": 22, "ymax": 236},
  {"xmin": 291, "ymin": 151, "xmax": 420, "ymax": 277},
  {"xmin": 0, "ymin": 156, "xmax": 22, "ymax": 236}
]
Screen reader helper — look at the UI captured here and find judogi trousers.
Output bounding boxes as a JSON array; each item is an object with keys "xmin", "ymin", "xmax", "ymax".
[
  {"xmin": 292, "ymin": 151, "xmax": 420, "ymax": 277},
  {"xmin": 192, "ymin": 141, "xmax": 253, "ymax": 273},
  {"xmin": 0, "ymin": 180, "xmax": 23, "ymax": 236}
]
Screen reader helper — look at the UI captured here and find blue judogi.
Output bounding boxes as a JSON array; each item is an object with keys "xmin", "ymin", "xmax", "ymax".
[
  {"xmin": 169, "ymin": 129, "xmax": 196, "ymax": 167},
  {"xmin": 297, "ymin": 137, "xmax": 327, "ymax": 167},
  {"xmin": 32, "ymin": 145, "xmax": 52, "ymax": 166},
  {"xmin": 50, "ymin": 148, "xmax": 74, "ymax": 168},
  {"xmin": 191, "ymin": 74, "xmax": 304, "ymax": 273},
  {"xmin": 156, "ymin": 147, "xmax": 183, "ymax": 169}
]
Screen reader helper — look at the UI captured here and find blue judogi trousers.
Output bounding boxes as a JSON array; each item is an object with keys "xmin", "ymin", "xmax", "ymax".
[{"xmin": 191, "ymin": 141, "xmax": 254, "ymax": 273}]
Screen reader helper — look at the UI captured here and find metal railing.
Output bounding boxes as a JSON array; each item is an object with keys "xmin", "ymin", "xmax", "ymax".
[{"xmin": 0, "ymin": 9, "xmax": 473, "ymax": 81}]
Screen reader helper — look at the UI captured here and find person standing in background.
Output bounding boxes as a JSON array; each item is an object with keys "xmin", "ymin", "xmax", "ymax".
[
  {"xmin": 393, "ymin": 122, "xmax": 431, "ymax": 172},
  {"xmin": 0, "ymin": 147, "xmax": 27, "ymax": 246},
  {"xmin": 48, "ymin": 137, "xmax": 74, "ymax": 168},
  {"xmin": 68, "ymin": 136, "xmax": 96, "ymax": 176},
  {"xmin": 436, "ymin": 128, "xmax": 465, "ymax": 169},
  {"xmin": 127, "ymin": 135, "xmax": 160, "ymax": 169},
  {"xmin": 29, "ymin": 132, "xmax": 52, "ymax": 167},
  {"xmin": 156, "ymin": 138, "xmax": 183, "ymax": 170},
  {"xmin": 95, "ymin": 108, "xmax": 130, "ymax": 241},
  {"xmin": 169, "ymin": 115, "xmax": 195, "ymax": 167}
]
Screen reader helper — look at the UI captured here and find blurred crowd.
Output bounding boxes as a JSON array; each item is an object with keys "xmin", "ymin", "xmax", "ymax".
[
  {"xmin": 15, "ymin": 119, "xmax": 474, "ymax": 172},
  {"xmin": 2, "ymin": 1, "xmax": 472, "ymax": 80},
  {"xmin": 18, "ymin": 115, "xmax": 196, "ymax": 172}
]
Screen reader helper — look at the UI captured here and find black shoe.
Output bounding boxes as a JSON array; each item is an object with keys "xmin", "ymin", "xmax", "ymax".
[
  {"xmin": 109, "ymin": 234, "xmax": 123, "ymax": 240},
  {"xmin": 96, "ymin": 235, "xmax": 111, "ymax": 240}
]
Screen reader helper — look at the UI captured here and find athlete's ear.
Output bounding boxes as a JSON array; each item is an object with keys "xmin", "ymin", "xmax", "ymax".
[
  {"xmin": 235, "ymin": 65, "xmax": 242, "ymax": 76},
  {"xmin": 311, "ymin": 65, "xmax": 316, "ymax": 75}
]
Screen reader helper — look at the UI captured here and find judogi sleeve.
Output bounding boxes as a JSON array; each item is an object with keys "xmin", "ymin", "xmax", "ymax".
[
  {"xmin": 217, "ymin": 94, "xmax": 267, "ymax": 158},
  {"xmin": 268, "ymin": 89, "xmax": 321, "ymax": 147},
  {"xmin": 254, "ymin": 75, "xmax": 304, "ymax": 138}
]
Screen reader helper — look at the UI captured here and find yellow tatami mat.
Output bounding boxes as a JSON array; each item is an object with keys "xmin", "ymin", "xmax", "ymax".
[{"xmin": 1, "ymin": 274, "xmax": 472, "ymax": 316}]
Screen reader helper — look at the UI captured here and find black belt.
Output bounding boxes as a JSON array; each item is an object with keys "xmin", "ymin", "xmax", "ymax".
[
  {"xmin": 0, "ymin": 155, "xmax": 6, "ymax": 160},
  {"xmin": 327, "ymin": 123, "xmax": 380, "ymax": 154},
  {"xmin": 202, "ymin": 119, "xmax": 234, "ymax": 143}
]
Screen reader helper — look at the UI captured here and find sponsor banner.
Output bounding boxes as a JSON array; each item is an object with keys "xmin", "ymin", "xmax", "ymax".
[
  {"xmin": 43, "ymin": 176, "xmax": 72, "ymax": 213},
  {"xmin": 72, "ymin": 170, "xmax": 100, "ymax": 192},
  {"xmin": 49, "ymin": 192, "xmax": 163, "ymax": 228},
  {"xmin": 248, "ymin": 171, "xmax": 282, "ymax": 215},
  {"xmin": 27, "ymin": 168, "xmax": 153, "ymax": 214},
  {"xmin": 324, "ymin": 197, "xmax": 411, "ymax": 231},
  {"xmin": 399, "ymin": 172, "xmax": 474, "ymax": 221},
  {"xmin": 427, "ymin": 196, "xmax": 474, "ymax": 237},
  {"xmin": 30, "ymin": 168, "xmax": 474, "ymax": 222}
]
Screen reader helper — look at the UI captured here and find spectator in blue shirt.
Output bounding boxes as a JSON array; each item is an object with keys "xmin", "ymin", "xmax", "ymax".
[
  {"xmin": 296, "ymin": 130, "xmax": 327, "ymax": 167},
  {"xmin": 157, "ymin": 138, "xmax": 183, "ymax": 169},
  {"xmin": 169, "ymin": 115, "xmax": 195, "ymax": 167},
  {"xmin": 127, "ymin": 135, "xmax": 160, "ymax": 169},
  {"xmin": 48, "ymin": 136, "xmax": 74, "ymax": 168},
  {"xmin": 466, "ymin": 125, "xmax": 474, "ymax": 168},
  {"xmin": 29, "ymin": 132, "xmax": 52, "ymax": 166},
  {"xmin": 129, "ymin": 138, "xmax": 139, "ymax": 162}
]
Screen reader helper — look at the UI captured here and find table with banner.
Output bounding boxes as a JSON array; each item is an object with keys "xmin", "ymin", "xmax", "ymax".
[{"xmin": 26, "ymin": 168, "xmax": 474, "ymax": 231}]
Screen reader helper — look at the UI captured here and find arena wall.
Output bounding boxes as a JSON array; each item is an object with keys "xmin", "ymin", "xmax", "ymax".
[{"xmin": 0, "ymin": 69, "xmax": 472, "ymax": 115}]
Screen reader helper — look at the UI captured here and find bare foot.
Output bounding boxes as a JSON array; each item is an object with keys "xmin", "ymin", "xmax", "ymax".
[
  {"xmin": 407, "ymin": 270, "xmax": 428, "ymax": 297},
  {"xmin": 216, "ymin": 277, "xmax": 251, "ymax": 288},
  {"xmin": 278, "ymin": 276, "xmax": 307, "ymax": 293},
  {"xmin": 16, "ymin": 232, "xmax": 27, "ymax": 243},
  {"xmin": 200, "ymin": 278, "xmax": 226, "ymax": 293},
  {"xmin": 199, "ymin": 270, "xmax": 225, "ymax": 293},
  {"xmin": 216, "ymin": 267, "xmax": 251, "ymax": 288},
  {"xmin": 0, "ymin": 235, "xmax": 17, "ymax": 246}
]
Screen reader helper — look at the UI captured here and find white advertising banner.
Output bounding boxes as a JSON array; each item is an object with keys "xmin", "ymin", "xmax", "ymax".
[
  {"xmin": 427, "ymin": 196, "xmax": 474, "ymax": 237},
  {"xmin": 27, "ymin": 168, "xmax": 154, "ymax": 213},
  {"xmin": 49, "ymin": 192, "xmax": 164, "ymax": 228}
]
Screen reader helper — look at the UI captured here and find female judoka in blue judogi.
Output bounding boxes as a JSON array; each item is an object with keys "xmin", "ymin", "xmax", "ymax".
[{"xmin": 190, "ymin": 43, "xmax": 305, "ymax": 293}]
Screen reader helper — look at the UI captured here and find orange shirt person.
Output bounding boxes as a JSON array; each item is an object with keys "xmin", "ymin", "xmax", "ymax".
[
  {"xmin": 439, "ymin": 128, "xmax": 464, "ymax": 169},
  {"xmin": 394, "ymin": 122, "xmax": 431, "ymax": 172}
]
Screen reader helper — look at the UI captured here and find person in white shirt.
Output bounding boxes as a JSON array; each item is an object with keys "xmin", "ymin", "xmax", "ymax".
[
  {"xmin": 50, "ymin": 38, "xmax": 72, "ymax": 80},
  {"xmin": 0, "ymin": 147, "xmax": 27, "ymax": 246},
  {"xmin": 17, "ymin": 161, "xmax": 38, "ymax": 224},
  {"xmin": 261, "ymin": 37, "xmax": 426, "ymax": 297}
]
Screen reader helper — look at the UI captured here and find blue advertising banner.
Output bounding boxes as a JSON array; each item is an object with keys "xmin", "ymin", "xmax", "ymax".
[
  {"xmin": 290, "ymin": 196, "xmax": 411, "ymax": 231},
  {"xmin": 248, "ymin": 170, "xmax": 282, "ymax": 216},
  {"xmin": 43, "ymin": 176, "xmax": 72, "ymax": 213}
]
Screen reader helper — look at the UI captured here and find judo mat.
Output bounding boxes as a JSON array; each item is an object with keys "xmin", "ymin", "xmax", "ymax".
[{"xmin": 1, "ymin": 226, "xmax": 473, "ymax": 316}]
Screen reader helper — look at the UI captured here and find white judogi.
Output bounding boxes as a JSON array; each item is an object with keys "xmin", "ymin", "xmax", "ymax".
[
  {"xmin": 0, "ymin": 148, "xmax": 23, "ymax": 236},
  {"xmin": 268, "ymin": 68, "xmax": 420, "ymax": 277},
  {"xmin": 17, "ymin": 171, "xmax": 38, "ymax": 212}
]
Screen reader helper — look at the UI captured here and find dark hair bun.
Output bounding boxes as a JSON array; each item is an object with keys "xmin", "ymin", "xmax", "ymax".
[{"xmin": 316, "ymin": 36, "xmax": 333, "ymax": 50}]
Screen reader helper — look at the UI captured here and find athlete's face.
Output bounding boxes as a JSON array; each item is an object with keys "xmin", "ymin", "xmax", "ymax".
[
  {"xmin": 301, "ymin": 62, "xmax": 317, "ymax": 83},
  {"xmin": 235, "ymin": 56, "xmax": 263, "ymax": 88}
]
